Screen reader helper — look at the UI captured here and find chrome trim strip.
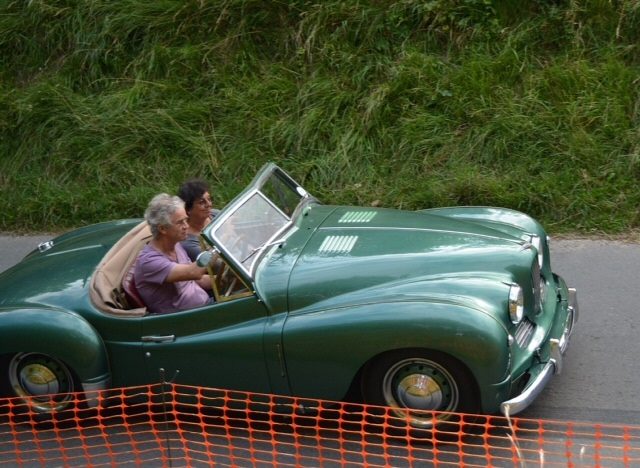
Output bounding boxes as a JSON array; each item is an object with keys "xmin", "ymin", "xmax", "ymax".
[{"xmin": 142, "ymin": 335, "xmax": 176, "ymax": 343}]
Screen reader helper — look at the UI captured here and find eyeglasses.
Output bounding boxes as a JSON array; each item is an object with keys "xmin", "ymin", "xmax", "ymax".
[{"xmin": 195, "ymin": 196, "xmax": 213, "ymax": 207}]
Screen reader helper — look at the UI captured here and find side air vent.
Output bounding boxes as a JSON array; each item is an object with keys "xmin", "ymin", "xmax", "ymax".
[
  {"xmin": 514, "ymin": 317, "xmax": 536, "ymax": 348},
  {"xmin": 319, "ymin": 236, "xmax": 358, "ymax": 254},
  {"xmin": 338, "ymin": 211, "xmax": 377, "ymax": 223}
]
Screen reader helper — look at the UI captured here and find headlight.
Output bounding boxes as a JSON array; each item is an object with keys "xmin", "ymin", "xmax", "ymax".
[{"xmin": 508, "ymin": 284, "xmax": 524, "ymax": 324}]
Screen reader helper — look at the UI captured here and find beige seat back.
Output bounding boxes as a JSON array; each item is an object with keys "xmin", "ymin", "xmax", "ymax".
[{"xmin": 89, "ymin": 221, "xmax": 151, "ymax": 317}]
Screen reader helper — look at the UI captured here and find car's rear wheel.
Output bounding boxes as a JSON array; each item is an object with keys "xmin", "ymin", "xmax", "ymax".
[
  {"xmin": 362, "ymin": 349, "xmax": 479, "ymax": 429},
  {"xmin": 0, "ymin": 352, "xmax": 77, "ymax": 413}
]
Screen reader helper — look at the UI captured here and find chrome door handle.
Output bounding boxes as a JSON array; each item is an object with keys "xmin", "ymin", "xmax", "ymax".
[{"xmin": 142, "ymin": 335, "xmax": 176, "ymax": 343}]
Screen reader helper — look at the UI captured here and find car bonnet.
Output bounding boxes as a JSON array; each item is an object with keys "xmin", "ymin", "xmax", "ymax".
[{"xmin": 283, "ymin": 206, "xmax": 534, "ymax": 314}]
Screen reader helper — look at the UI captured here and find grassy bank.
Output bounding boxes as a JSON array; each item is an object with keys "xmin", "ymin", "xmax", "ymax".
[{"xmin": 1, "ymin": 0, "xmax": 638, "ymax": 234}]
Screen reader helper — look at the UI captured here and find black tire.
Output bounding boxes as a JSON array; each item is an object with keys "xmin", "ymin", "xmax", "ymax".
[
  {"xmin": 361, "ymin": 349, "xmax": 479, "ymax": 430},
  {"xmin": 0, "ymin": 352, "xmax": 78, "ymax": 414}
]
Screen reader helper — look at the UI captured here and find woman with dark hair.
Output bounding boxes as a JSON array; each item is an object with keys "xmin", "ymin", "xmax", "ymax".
[{"xmin": 177, "ymin": 178, "xmax": 221, "ymax": 261}]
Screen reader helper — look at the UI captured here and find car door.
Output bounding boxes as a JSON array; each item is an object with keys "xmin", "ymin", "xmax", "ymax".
[{"xmin": 141, "ymin": 295, "xmax": 274, "ymax": 393}]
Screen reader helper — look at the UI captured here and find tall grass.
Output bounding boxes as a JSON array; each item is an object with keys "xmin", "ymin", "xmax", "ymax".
[{"xmin": 0, "ymin": 0, "xmax": 638, "ymax": 234}]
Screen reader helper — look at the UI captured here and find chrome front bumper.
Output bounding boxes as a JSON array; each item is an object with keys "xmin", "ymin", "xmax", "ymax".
[{"xmin": 500, "ymin": 287, "xmax": 579, "ymax": 416}]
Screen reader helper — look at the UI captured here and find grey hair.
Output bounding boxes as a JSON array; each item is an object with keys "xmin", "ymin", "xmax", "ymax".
[{"xmin": 144, "ymin": 193, "xmax": 185, "ymax": 238}]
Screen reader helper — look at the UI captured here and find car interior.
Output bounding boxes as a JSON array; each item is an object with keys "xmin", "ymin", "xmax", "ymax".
[{"xmin": 89, "ymin": 221, "xmax": 250, "ymax": 317}]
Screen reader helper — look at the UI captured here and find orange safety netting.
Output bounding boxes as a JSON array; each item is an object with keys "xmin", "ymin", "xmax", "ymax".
[{"xmin": 1, "ymin": 384, "xmax": 639, "ymax": 467}]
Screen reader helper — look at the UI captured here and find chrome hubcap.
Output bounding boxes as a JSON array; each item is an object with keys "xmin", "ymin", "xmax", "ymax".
[
  {"xmin": 383, "ymin": 357, "xmax": 459, "ymax": 427},
  {"xmin": 8, "ymin": 353, "xmax": 74, "ymax": 412},
  {"xmin": 21, "ymin": 363, "xmax": 61, "ymax": 395},
  {"xmin": 396, "ymin": 374, "xmax": 444, "ymax": 410}
]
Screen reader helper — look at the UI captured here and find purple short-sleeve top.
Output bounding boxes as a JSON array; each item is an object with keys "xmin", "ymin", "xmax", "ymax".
[{"xmin": 134, "ymin": 243, "xmax": 209, "ymax": 314}]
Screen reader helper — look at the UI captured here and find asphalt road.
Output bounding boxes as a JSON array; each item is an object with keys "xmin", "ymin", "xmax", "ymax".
[
  {"xmin": 1, "ymin": 234, "xmax": 639, "ymax": 427},
  {"xmin": 518, "ymin": 237, "xmax": 640, "ymax": 426}
]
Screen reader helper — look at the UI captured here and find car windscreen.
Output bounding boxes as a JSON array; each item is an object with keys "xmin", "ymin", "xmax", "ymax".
[{"xmin": 210, "ymin": 167, "xmax": 307, "ymax": 275}]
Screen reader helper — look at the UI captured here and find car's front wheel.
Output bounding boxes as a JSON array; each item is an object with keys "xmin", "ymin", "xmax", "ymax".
[
  {"xmin": 362, "ymin": 349, "xmax": 479, "ymax": 429},
  {"xmin": 0, "ymin": 352, "xmax": 77, "ymax": 413}
]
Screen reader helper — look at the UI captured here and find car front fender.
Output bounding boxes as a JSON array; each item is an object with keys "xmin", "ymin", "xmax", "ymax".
[
  {"xmin": 283, "ymin": 300, "xmax": 511, "ymax": 411},
  {"xmin": 0, "ymin": 307, "xmax": 111, "ymax": 390}
]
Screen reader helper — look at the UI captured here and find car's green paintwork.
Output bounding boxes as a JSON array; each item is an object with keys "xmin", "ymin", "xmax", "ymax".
[{"xmin": 0, "ymin": 163, "xmax": 575, "ymax": 418}]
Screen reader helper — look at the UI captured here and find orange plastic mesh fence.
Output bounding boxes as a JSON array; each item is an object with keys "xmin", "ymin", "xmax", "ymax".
[{"xmin": 1, "ymin": 384, "xmax": 639, "ymax": 467}]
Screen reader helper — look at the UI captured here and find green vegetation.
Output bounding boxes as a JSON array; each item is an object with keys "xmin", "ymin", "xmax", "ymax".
[{"xmin": 1, "ymin": 0, "xmax": 638, "ymax": 234}]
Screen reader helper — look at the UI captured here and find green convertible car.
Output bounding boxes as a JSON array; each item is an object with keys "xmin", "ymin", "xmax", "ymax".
[{"xmin": 0, "ymin": 163, "xmax": 577, "ymax": 427}]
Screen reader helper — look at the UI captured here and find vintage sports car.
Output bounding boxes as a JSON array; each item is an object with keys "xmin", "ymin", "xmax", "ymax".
[{"xmin": 0, "ymin": 163, "xmax": 578, "ymax": 427}]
